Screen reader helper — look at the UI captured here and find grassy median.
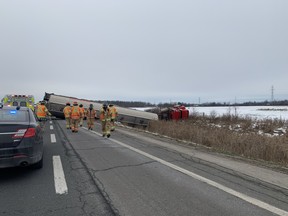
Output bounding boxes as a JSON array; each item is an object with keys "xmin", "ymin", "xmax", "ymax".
[{"xmin": 147, "ymin": 112, "xmax": 288, "ymax": 166}]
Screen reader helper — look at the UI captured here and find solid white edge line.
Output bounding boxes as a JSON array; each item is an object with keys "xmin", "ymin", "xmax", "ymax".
[
  {"xmin": 53, "ymin": 156, "xmax": 68, "ymax": 195},
  {"xmin": 111, "ymin": 139, "xmax": 288, "ymax": 216},
  {"xmin": 83, "ymin": 127, "xmax": 288, "ymax": 216},
  {"xmin": 50, "ymin": 134, "xmax": 56, "ymax": 143},
  {"xmin": 50, "ymin": 125, "xmax": 54, "ymax": 130}
]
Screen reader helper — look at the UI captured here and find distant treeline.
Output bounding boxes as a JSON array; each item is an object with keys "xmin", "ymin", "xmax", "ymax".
[
  {"xmin": 94, "ymin": 100, "xmax": 154, "ymax": 108},
  {"xmin": 93, "ymin": 100, "xmax": 288, "ymax": 108},
  {"xmin": 201, "ymin": 100, "xmax": 288, "ymax": 107}
]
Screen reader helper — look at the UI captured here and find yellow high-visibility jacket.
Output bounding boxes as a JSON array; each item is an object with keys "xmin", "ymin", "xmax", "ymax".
[
  {"xmin": 109, "ymin": 106, "xmax": 118, "ymax": 119},
  {"xmin": 63, "ymin": 106, "xmax": 71, "ymax": 118},
  {"xmin": 86, "ymin": 108, "xmax": 96, "ymax": 119},
  {"xmin": 100, "ymin": 108, "xmax": 111, "ymax": 121}
]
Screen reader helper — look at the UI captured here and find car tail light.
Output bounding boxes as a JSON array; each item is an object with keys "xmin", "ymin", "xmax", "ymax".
[
  {"xmin": 24, "ymin": 128, "xmax": 36, "ymax": 138},
  {"xmin": 13, "ymin": 128, "xmax": 36, "ymax": 138}
]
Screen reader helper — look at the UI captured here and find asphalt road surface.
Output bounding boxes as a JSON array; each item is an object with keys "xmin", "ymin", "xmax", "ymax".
[{"xmin": 1, "ymin": 119, "xmax": 288, "ymax": 216}]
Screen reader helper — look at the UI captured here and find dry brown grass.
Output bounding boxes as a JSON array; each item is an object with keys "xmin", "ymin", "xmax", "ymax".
[{"xmin": 147, "ymin": 114, "xmax": 288, "ymax": 166}]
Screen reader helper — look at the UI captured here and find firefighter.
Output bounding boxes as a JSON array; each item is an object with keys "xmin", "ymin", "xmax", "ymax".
[
  {"xmin": 86, "ymin": 104, "xmax": 96, "ymax": 130},
  {"xmin": 108, "ymin": 104, "xmax": 118, "ymax": 131},
  {"xmin": 79, "ymin": 104, "xmax": 85, "ymax": 127},
  {"xmin": 99, "ymin": 103, "xmax": 111, "ymax": 137},
  {"xmin": 63, "ymin": 102, "xmax": 72, "ymax": 129},
  {"xmin": 36, "ymin": 101, "xmax": 50, "ymax": 121},
  {"xmin": 34, "ymin": 101, "xmax": 40, "ymax": 113},
  {"xmin": 70, "ymin": 101, "xmax": 82, "ymax": 133}
]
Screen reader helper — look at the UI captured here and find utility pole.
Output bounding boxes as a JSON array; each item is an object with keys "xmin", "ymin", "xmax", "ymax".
[{"xmin": 271, "ymin": 85, "xmax": 274, "ymax": 102}]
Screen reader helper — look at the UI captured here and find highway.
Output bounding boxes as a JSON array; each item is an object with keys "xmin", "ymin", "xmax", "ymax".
[{"xmin": 1, "ymin": 119, "xmax": 288, "ymax": 216}]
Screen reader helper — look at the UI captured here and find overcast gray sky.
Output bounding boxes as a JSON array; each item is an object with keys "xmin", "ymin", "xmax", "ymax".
[{"xmin": 1, "ymin": 0, "xmax": 287, "ymax": 104}]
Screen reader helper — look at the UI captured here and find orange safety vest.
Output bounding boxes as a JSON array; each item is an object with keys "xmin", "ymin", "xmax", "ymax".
[
  {"xmin": 71, "ymin": 106, "xmax": 81, "ymax": 119},
  {"xmin": 63, "ymin": 106, "xmax": 71, "ymax": 118},
  {"xmin": 36, "ymin": 105, "xmax": 47, "ymax": 118}
]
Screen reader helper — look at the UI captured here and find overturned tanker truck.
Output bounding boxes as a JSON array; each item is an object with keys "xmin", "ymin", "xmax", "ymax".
[{"xmin": 43, "ymin": 93, "xmax": 158, "ymax": 127}]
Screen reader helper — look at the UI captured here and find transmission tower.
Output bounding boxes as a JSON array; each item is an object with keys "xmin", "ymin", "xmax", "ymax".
[{"xmin": 271, "ymin": 85, "xmax": 274, "ymax": 102}]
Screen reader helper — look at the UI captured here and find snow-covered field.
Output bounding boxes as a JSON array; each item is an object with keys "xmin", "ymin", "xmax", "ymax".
[
  {"xmin": 188, "ymin": 106, "xmax": 288, "ymax": 120},
  {"xmin": 133, "ymin": 106, "xmax": 288, "ymax": 120},
  {"xmin": 132, "ymin": 106, "xmax": 288, "ymax": 136}
]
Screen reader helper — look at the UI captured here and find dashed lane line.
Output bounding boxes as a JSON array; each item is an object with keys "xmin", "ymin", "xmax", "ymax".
[
  {"xmin": 50, "ymin": 125, "xmax": 54, "ymax": 130},
  {"xmin": 53, "ymin": 156, "xmax": 68, "ymax": 195},
  {"xmin": 51, "ymin": 134, "xmax": 56, "ymax": 143},
  {"xmin": 82, "ymin": 127, "xmax": 288, "ymax": 216}
]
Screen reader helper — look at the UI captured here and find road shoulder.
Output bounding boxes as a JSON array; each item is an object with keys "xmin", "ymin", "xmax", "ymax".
[{"xmin": 117, "ymin": 125, "xmax": 288, "ymax": 191}]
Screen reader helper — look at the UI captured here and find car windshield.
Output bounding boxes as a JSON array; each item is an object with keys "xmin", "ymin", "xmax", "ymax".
[
  {"xmin": 0, "ymin": 110, "xmax": 28, "ymax": 122},
  {"xmin": 20, "ymin": 101, "xmax": 27, "ymax": 107}
]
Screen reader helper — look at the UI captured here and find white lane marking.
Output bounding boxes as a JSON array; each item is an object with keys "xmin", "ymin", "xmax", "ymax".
[
  {"xmin": 84, "ymin": 127, "xmax": 288, "ymax": 216},
  {"xmin": 51, "ymin": 134, "xmax": 56, "ymax": 143},
  {"xmin": 53, "ymin": 156, "xmax": 68, "ymax": 195},
  {"xmin": 50, "ymin": 121, "xmax": 52, "ymax": 124},
  {"xmin": 50, "ymin": 125, "xmax": 54, "ymax": 130}
]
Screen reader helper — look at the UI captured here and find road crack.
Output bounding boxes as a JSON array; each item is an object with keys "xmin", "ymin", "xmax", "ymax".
[{"xmin": 90, "ymin": 161, "xmax": 155, "ymax": 173}]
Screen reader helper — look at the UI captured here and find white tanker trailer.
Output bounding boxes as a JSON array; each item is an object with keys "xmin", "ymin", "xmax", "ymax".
[{"xmin": 43, "ymin": 93, "xmax": 158, "ymax": 127}]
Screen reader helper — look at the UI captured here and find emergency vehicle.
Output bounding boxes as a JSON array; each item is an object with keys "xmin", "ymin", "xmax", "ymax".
[{"xmin": 1, "ymin": 94, "xmax": 35, "ymax": 111}]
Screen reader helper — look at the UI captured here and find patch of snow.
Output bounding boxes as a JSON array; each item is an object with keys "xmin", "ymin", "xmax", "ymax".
[{"xmin": 188, "ymin": 106, "xmax": 288, "ymax": 120}]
